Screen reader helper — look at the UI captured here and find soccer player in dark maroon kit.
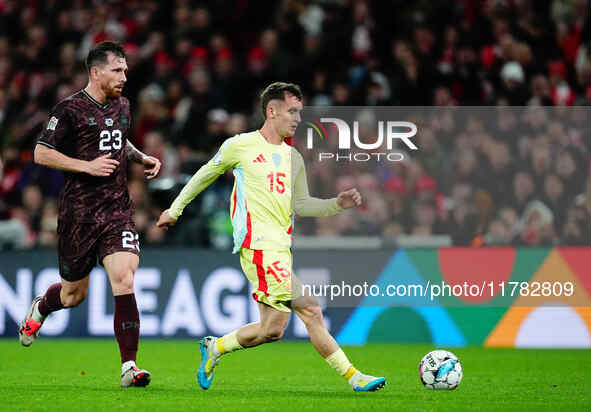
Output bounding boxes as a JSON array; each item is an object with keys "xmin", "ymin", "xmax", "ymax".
[{"xmin": 17, "ymin": 42, "xmax": 161, "ymax": 388}]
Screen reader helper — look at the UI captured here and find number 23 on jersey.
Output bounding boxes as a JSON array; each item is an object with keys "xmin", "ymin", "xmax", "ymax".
[{"xmin": 99, "ymin": 129, "xmax": 123, "ymax": 151}]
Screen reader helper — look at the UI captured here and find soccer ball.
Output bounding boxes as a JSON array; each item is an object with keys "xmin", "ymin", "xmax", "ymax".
[{"xmin": 419, "ymin": 350, "xmax": 462, "ymax": 390}]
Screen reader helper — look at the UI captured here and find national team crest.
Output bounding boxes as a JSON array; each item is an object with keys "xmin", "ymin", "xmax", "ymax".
[
  {"xmin": 272, "ymin": 153, "xmax": 281, "ymax": 167},
  {"xmin": 47, "ymin": 116, "xmax": 58, "ymax": 131},
  {"xmin": 105, "ymin": 118, "xmax": 114, "ymax": 127}
]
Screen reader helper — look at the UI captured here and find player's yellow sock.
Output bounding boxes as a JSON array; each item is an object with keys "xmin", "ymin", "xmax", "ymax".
[
  {"xmin": 325, "ymin": 349, "xmax": 357, "ymax": 381},
  {"xmin": 216, "ymin": 330, "xmax": 244, "ymax": 355}
]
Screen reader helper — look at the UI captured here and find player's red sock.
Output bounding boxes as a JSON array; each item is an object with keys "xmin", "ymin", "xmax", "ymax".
[
  {"xmin": 114, "ymin": 293, "xmax": 140, "ymax": 363},
  {"xmin": 38, "ymin": 283, "xmax": 64, "ymax": 317}
]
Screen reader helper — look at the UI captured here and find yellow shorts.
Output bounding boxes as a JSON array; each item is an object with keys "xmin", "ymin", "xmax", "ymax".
[{"xmin": 240, "ymin": 248, "xmax": 296, "ymax": 312}]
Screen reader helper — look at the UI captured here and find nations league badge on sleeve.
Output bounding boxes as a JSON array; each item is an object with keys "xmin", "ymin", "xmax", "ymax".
[{"xmin": 47, "ymin": 116, "xmax": 59, "ymax": 131}]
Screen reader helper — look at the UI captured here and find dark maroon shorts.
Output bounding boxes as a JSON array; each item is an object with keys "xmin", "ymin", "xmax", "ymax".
[{"xmin": 57, "ymin": 219, "xmax": 139, "ymax": 282}]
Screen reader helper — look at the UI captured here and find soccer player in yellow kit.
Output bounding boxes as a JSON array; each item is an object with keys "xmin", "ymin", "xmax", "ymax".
[{"xmin": 156, "ymin": 82, "xmax": 386, "ymax": 392}]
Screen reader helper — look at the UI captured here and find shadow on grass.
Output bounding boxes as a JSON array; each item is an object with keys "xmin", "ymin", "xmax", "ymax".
[{"xmin": 11, "ymin": 383, "xmax": 395, "ymax": 399}]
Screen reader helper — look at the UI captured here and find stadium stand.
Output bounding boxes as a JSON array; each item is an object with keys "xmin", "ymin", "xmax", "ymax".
[{"xmin": 1, "ymin": 0, "xmax": 591, "ymax": 249}]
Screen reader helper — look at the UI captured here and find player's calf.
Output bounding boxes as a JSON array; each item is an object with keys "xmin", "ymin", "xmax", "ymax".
[
  {"xmin": 262, "ymin": 324, "xmax": 285, "ymax": 343},
  {"xmin": 60, "ymin": 289, "xmax": 87, "ymax": 307}
]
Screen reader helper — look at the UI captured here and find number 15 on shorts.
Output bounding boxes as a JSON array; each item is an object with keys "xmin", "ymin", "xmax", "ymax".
[{"xmin": 122, "ymin": 230, "xmax": 140, "ymax": 251}]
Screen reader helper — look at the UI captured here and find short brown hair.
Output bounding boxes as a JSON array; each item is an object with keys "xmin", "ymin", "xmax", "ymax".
[
  {"xmin": 260, "ymin": 82, "xmax": 302, "ymax": 119},
  {"xmin": 86, "ymin": 41, "xmax": 126, "ymax": 73}
]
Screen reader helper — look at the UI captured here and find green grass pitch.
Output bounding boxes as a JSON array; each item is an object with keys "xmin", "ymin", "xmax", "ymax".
[{"xmin": 0, "ymin": 339, "xmax": 589, "ymax": 411}]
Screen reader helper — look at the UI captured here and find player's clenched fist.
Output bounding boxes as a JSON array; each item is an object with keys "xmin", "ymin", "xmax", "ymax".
[
  {"xmin": 156, "ymin": 209, "xmax": 177, "ymax": 230},
  {"xmin": 86, "ymin": 153, "xmax": 119, "ymax": 176},
  {"xmin": 336, "ymin": 188, "xmax": 362, "ymax": 209}
]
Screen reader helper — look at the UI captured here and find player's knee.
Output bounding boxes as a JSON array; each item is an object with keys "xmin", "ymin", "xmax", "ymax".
[
  {"xmin": 119, "ymin": 276, "xmax": 134, "ymax": 294},
  {"xmin": 299, "ymin": 306, "xmax": 324, "ymax": 327},
  {"xmin": 61, "ymin": 289, "xmax": 87, "ymax": 307},
  {"xmin": 263, "ymin": 325, "xmax": 285, "ymax": 342},
  {"xmin": 112, "ymin": 269, "xmax": 135, "ymax": 294}
]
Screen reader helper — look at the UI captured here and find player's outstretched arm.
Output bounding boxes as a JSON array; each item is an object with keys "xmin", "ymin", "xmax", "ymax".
[
  {"xmin": 34, "ymin": 144, "xmax": 119, "ymax": 176},
  {"xmin": 292, "ymin": 149, "xmax": 352, "ymax": 216},
  {"xmin": 156, "ymin": 136, "xmax": 240, "ymax": 229},
  {"xmin": 125, "ymin": 140, "xmax": 161, "ymax": 179},
  {"xmin": 158, "ymin": 162, "xmax": 226, "ymax": 226}
]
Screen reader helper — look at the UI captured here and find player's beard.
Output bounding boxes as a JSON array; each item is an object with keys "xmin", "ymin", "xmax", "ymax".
[
  {"xmin": 105, "ymin": 83, "xmax": 124, "ymax": 100},
  {"xmin": 110, "ymin": 87, "xmax": 123, "ymax": 99}
]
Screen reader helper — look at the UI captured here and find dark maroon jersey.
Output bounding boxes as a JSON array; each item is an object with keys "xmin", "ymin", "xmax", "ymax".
[{"xmin": 38, "ymin": 90, "xmax": 134, "ymax": 224}]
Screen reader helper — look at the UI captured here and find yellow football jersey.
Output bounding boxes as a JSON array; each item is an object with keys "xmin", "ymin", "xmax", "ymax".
[{"xmin": 169, "ymin": 130, "xmax": 342, "ymax": 253}]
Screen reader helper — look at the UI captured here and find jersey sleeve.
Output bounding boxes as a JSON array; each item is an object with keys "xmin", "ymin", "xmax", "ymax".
[
  {"xmin": 169, "ymin": 136, "xmax": 241, "ymax": 219},
  {"xmin": 292, "ymin": 149, "xmax": 343, "ymax": 217},
  {"xmin": 37, "ymin": 102, "xmax": 72, "ymax": 151}
]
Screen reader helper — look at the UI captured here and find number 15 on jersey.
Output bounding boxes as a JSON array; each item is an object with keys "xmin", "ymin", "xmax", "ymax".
[{"xmin": 267, "ymin": 172, "xmax": 286, "ymax": 193}]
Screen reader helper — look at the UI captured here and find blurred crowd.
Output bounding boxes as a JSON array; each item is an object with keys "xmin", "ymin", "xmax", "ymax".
[
  {"xmin": 294, "ymin": 106, "xmax": 591, "ymax": 246},
  {"xmin": 1, "ymin": 0, "xmax": 591, "ymax": 249}
]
